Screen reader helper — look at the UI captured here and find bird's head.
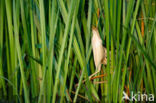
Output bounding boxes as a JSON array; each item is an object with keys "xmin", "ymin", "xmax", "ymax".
[
  {"xmin": 92, "ymin": 27, "xmax": 102, "ymax": 44},
  {"xmin": 92, "ymin": 27, "xmax": 100, "ymax": 37}
]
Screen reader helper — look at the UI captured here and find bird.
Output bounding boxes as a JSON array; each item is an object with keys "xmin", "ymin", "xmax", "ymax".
[{"xmin": 89, "ymin": 27, "xmax": 107, "ymax": 79}]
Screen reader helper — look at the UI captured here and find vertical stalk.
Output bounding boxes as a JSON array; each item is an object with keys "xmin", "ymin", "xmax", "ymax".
[
  {"xmin": 52, "ymin": 0, "xmax": 77, "ymax": 102},
  {"xmin": 30, "ymin": 0, "xmax": 39, "ymax": 97},
  {"xmin": 0, "ymin": 0, "xmax": 7, "ymax": 96},
  {"xmin": 119, "ymin": 1, "xmax": 141, "ymax": 102},
  {"xmin": 5, "ymin": 0, "xmax": 16, "ymax": 95},
  {"xmin": 60, "ymin": 0, "xmax": 80, "ymax": 101},
  {"xmin": 47, "ymin": 0, "xmax": 58, "ymax": 102},
  {"xmin": 115, "ymin": 0, "xmax": 135, "ymax": 102},
  {"xmin": 104, "ymin": 0, "xmax": 111, "ymax": 102},
  {"xmin": 38, "ymin": 0, "xmax": 46, "ymax": 102},
  {"xmin": 13, "ymin": 0, "xmax": 30, "ymax": 102}
]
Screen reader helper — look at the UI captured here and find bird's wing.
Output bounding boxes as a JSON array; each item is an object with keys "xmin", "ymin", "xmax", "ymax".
[
  {"xmin": 92, "ymin": 44, "xmax": 104, "ymax": 68},
  {"xmin": 101, "ymin": 47, "xmax": 107, "ymax": 65}
]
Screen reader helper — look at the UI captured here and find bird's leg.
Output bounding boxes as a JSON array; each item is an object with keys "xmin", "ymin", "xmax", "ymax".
[
  {"xmin": 89, "ymin": 69, "xmax": 100, "ymax": 80},
  {"xmin": 75, "ymin": 63, "xmax": 101, "ymax": 87},
  {"xmin": 89, "ymin": 63, "xmax": 101, "ymax": 79}
]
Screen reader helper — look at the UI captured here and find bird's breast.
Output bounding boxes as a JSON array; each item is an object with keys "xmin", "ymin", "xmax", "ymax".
[{"xmin": 92, "ymin": 35, "xmax": 102, "ymax": 47}]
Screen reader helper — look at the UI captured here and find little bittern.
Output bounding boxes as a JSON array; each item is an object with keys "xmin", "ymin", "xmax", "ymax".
[{"xmin": 89, "ymin": 27, "xmax": 107, "ymax": 79}]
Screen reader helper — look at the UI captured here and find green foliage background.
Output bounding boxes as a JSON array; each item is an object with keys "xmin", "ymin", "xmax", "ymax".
[{"xmin": 0, "ymin": 0, "xmax": 155, "ymax": 102}]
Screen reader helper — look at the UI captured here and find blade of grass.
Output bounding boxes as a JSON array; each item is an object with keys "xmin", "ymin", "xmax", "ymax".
[
  {"xmin": 38, "ymin": 0, "xmax": 47, "ymax": 102},
  {"xmin": 52, "ymin": 0, "xmax": 77, "ymax": 102},
  {"xmin": 30, "ymin": 0, "xmax": 39, "ymax": 98},
  {"xmin": 0, "ymin": 76, "xmax": 21, "ymax": 102},
  {"xmin": 69, "ymin": 58, "xmax": 77, "ymax": 93},
  {"xmin": 5, "ymin": 0, "xmax": 16, "ymax": 95},
  {"xmin": 5, "ymin": 24, "xmax": 12, "ymax": 100},
  {"xmin": 86, "ymin": 0, "xmax": 92, "ymax": 52},
  {"xmin": 114, "ymin": 2, "xmax": 122, "ymax": 99},
  {"xmin": 129, "ymin": 34, "xmax": 156, "ymax": 69},
  {"xmin": 115, "ymin": 0, "xmax": 135, "ymax": 102},
  {"xmin": 13, "ymin": 0, "xmax": 30, "ymax": 102},
  {"xmin": 47, "ymin": 1, "xmax": 58, "ymax": 102},
  {"xmin": 73, "ymin": 38, "xmax": 87, "ymax": 102},
  {"xmin": 60, "ymin": 0, "xmax": 80, "ymax": 102},
  {"xmin": 20, "ymin": 0, "xmax": 30, "ymax": 50},
  {"xmin": 119, "ymin": 0, "xmax": 141, "ymax": 102},
  {"xmin": 103, "ymin": 0, "xmax": 110, "ymax": 102},
  {"xmin": 0, "ymin": 0, "xmax": 7, "ymax": 96},
  {"xmin": 58, "ymin": 0, "xmax": 85, "ymax": 55},
  {"xmin": 72, "ymin": 30, "xmax": 97, "ymax": 102}
]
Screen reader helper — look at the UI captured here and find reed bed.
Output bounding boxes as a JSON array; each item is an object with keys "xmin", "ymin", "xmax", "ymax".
[{"xmin": 0, "ymin": 0, "xmax": 155, "ymax": 102}]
